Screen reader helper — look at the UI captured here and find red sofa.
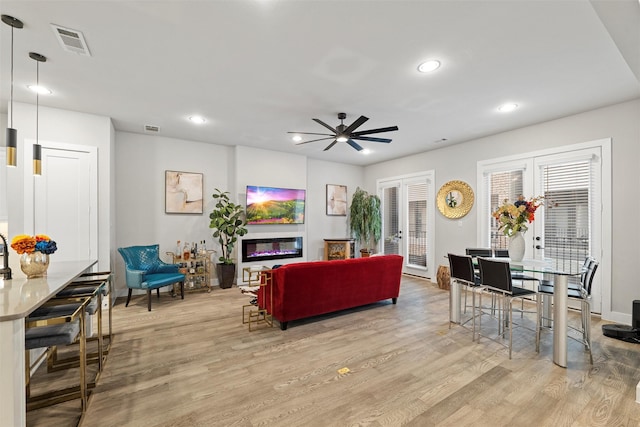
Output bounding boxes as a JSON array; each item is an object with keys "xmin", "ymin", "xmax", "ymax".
[{"xmin": 258, "ymin": 254, "xmax": 403, "ymax": 330}]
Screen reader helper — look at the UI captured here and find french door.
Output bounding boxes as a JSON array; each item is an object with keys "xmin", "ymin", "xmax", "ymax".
[
  {"xmin": 478, "ymin": 140, "xmax": 610, "ymax": 314},
  {"xmin": 378, "ymin": 172, "xmax": 435, "ymax": 278}
]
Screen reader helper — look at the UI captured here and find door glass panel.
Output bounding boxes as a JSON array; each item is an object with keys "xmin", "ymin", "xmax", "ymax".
[
  {"xmin": 382, "ymin": 186, "xmax": 399, "ymax": 255},
  {"xmin": 541, "ymin": 161, "xmax": 591, "ymax": 287},
  {"xmin": 489, "ymin": 170, "xmax": 523, "ymax": 250},
  {"xmin": 407, "ymin": 182, "xmax": 427, "ymax": 268}
]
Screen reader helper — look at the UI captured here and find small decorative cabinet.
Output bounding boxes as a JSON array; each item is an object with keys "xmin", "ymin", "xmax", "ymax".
[{"xmin": 324, "ymin": 238, "xmax": 355, "ymax": 260}]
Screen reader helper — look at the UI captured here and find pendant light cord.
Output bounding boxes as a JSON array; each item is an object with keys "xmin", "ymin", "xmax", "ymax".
[
  {"xmin": 10, "ymin": 25, "xmax": 14, "ymax": 128},
  {"xmin": 36, "ymin": 59, "xmax": 39, "ymax": 144}
]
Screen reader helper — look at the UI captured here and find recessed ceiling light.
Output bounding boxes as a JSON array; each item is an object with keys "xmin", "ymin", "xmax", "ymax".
[
  {"xmin": 27, "ymin": 84, "xmax": 51, "ymax": 95},
  {"xmin": 189, "ymin": 115, "xmax": 206, "ymax": 124},
  {"xmin": 417, "ymin": 60, "xmax": 441, "ymax": 73},
  {"xmin": 497, "ymin": 103, "xmax": 518, "ymax": 113},
  {"xmin": 361, "ymin": 149, "xmax": 371, "ymax": 155},
  {"xmin": 292, "ymin": 134, "xmax": 302, "ymax": 142}
]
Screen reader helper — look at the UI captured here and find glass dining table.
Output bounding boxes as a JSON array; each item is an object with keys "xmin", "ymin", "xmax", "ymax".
[{"xmin": 449, "ymin": 257, "xmax": 582, "ymax": 368}]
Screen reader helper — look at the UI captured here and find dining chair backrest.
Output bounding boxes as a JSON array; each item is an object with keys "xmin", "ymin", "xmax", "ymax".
[
  {"xmin": 465, "ymin": 248, "xmax": 493, "ymax": 258},
  {"xmin": 583, "ymin": 258, "xmax": 599, "ymax": 296},
  {"xmin": 494, "ymin": 249, "xmax": 509, "ymax": 258},
  {"xmin": 448, "ymin": 253, "xmax": 476, "ymax": 285},
  {"xmin": 478, "ymin": 257, "xmax": 513, "ymax": 293}
]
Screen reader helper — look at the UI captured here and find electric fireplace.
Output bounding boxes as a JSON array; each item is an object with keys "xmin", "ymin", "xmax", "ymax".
[{"xmin": 242, "ymin": 237, "xmax": 303, "ymax": 263}]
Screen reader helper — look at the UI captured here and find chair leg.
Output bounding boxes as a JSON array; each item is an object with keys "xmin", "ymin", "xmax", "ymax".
[
  {"xmin": 125, "ymin": 289, "xmax": 132, "ymax": 307},
  {"xmin": 147, "ymin": 289, "xmax": 152, "ymax": 311},
  {"xmin": 180, "ymin": 281, "xmax": 184, "ymax": 300},
  {"xmin": 508, "ymin": 298, "xmax": 513, "ymax": 360},
  {"xmin": 156, "ymin": 288, "xmax": 160, "ymax": 299}
]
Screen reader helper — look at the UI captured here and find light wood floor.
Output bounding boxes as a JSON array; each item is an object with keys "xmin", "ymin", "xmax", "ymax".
[{"xmin": 27, "ymin": 275, "xmax": 640, "ymax": 427}]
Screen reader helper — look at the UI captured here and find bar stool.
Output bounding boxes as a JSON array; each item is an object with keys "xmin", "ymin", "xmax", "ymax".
[
  {"xmin": 25, "ymin": 297, "xmax": 91, "ymax": 414},
  {"xmin": 50, "ymin": 272, "xmax": 112, "ymax": 376}
]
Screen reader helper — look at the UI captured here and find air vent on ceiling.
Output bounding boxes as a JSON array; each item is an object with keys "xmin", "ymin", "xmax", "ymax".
[
  {"xmin": 144, "ymin": 125, "xmax": 159, "ymax": 133},
  {"xmin": 51, "ymin": 23, "xmax": 91, "ymax": 56}
]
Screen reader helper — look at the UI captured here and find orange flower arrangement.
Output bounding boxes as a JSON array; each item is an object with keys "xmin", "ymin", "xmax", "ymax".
[{"xmin": 11, "ymin": 234, "xmax": 58, "ymax": 255}]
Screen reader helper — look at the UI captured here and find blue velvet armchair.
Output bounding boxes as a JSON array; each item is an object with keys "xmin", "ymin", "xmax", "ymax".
[{"xmin": 117, "ymin": 244, "xmax": 185, "ymax": 311}]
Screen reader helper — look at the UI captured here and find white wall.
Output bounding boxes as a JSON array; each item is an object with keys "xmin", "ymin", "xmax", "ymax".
[
  {"xmin": 364, "ymin": 99, "xmax": 640, "ymax": 322},
  {"xmin": 306, "ymin": 159, "xmax": 363, "ymax": 261},
  {"xmin": 234, "ymin": 146, "xmax": 308, "ymax": 272},
  {"xmin": 114, "ymin": 131, "xmax": 232, "ymax": 293}
]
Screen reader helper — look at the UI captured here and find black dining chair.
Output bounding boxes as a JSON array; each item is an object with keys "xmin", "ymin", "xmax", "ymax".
[
  {"xmin": 537, "ymin": 257, "xmax": 598, "ymax": 364},
  {"xmin": 494, "ymin": 247, "xmax": 540, "ymax": 316},
  {"xmin": 477, "ymin": 257, "xmax": 540, "ymax": 359},
  {"xmin": 465, "ymin": 248, "xmax": 493, "ymax": 258},
  {"xmin": 448, "ymin": 254, "xmax": 482, "ymax": 340}
]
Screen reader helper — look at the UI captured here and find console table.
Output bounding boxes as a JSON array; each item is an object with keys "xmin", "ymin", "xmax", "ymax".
[{"xmin": 0, "ymin": 259, "xmax": 97, "ymax": 427}]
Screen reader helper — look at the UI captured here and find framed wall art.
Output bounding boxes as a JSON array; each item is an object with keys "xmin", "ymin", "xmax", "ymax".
[
  {"xmin": 326, "ymin": 184, "xmax": 347, "ymax": 216},
  {"xmin": 165, "ymin": 170, "xmax": 203, "ymax": 214}
]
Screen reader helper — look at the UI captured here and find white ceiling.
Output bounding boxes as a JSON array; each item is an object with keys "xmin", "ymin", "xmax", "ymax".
[{"xmin": 1, "ymin": 0, "xmax": 639, "ymax": 166}]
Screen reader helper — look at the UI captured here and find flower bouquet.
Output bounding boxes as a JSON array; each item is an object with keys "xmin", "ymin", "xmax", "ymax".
[
  {"xmin": 11, "ymin": 234, "xmax": 57, "ymax": 278},
  {"xmin": 492, "ymin": 196, "xmax": 543, "ymax": 236}
]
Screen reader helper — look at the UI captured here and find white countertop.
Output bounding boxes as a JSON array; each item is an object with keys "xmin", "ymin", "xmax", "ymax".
[{"xmin": 0, "ymin": 259, "xmax": 97, "ymax": 321}]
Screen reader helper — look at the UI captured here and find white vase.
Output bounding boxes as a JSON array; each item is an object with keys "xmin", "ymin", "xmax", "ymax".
[{"xmin": 508, "ymin": 232, "xmax": 525, "ymax": 262}]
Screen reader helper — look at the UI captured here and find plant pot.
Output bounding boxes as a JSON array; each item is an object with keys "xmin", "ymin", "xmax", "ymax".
[{"xmin": 216, "ymin": 263, "xmax": 236, "ymax": 289}]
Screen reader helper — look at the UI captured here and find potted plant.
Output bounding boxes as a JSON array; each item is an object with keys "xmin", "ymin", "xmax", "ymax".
[
  {"xmin": 209, "ymin": 188, "xmax": 248, "ymax": 288},
  {"xmin": 349, "ymin": 187, "xmax": 382, "ymax": 257}
]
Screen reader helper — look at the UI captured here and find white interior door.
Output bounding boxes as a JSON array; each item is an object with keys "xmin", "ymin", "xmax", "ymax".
[{"xmin": 33, "ymin": 142, "xmax": 97, "ymax": 262}]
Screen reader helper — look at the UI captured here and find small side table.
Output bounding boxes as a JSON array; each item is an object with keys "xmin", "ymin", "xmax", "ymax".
[{"xmin": 241, "ymin": 267, "xmax": 273, "ymax": 331}]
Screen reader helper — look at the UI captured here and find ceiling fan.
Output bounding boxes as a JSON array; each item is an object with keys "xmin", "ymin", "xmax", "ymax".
[{"xmin": 289, "ymin": 112, "xmax": 399, "ymax": 151}]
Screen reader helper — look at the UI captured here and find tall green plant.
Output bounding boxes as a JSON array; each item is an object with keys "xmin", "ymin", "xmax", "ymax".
[
  {"xmin": 349, "ymin": 187, "xmax": 382, "ymax": 253},
  {"xmin": 209, "ymin": 188, "xmax": 248, "ymax": 264}
]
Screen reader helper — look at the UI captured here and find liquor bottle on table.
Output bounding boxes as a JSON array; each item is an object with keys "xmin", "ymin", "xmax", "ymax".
[{"xmin": 183, "ymin": 241, "xmax": 190, "ymax": 261}]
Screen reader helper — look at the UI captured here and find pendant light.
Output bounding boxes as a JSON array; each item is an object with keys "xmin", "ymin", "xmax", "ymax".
[
  {"xmin": 1, "ymin": 15, "xmax": 23, "ymax": 167},
  {"xmin": 29, "ymin": 52, "xmax": 46, "ymax": 176}
]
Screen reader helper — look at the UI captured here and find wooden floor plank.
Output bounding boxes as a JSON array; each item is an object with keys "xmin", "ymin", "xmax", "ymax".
[{"xmin": 25, "ymin": 275, "xmax": 640, "ymax": 426}]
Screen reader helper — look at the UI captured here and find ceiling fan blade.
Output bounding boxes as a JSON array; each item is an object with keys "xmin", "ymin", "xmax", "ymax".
[
  {"xmin": 343, "ymin": 115, "xmax": 369, "ymax": 134},
  {"xmin": 295, "ymin": 137, "xmax": 336, "ymax": 145},
  {"xmin": 352, "ymin": 136, "xmax": 392, "ymax": 143},
  {"xmin": 323, "ymin": 140, "xmax": 338, "ymax": 151},
  {"xmin": 351, "ymin": 125, "xmax": 399, "ymax": 136},
  {"xmin": 288, "ymin": 131, "xmax": 335, "ymax": 136},
  {"xmin": 346, "ymin": 139, "xmax": 363, "ymax": 151},
  {"xmin": 312, "ymin": 118, "xmax": 337, "ymax": 133}
]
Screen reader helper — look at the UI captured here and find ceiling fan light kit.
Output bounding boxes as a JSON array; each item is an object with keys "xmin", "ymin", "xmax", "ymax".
[{"xmin": 289, "ymin": 112, "xmax": 399, "ymax": 152}]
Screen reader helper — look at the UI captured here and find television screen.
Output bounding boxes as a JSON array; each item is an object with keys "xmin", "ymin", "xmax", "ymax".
[{"xmin": 246, "ymin": 186, "xmax": 306, "ymax": 224}]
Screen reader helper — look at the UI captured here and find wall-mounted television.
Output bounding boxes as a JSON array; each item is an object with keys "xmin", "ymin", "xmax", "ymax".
[{"xmin": 246, "ymin": 185, "xmax": 306, "ymax": 225}]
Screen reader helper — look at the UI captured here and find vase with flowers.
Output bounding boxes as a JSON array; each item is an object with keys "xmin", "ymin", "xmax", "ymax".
[
  {"xmin": 492, "ymin": 195, "xmax": 543, "ymax": 261},
  {"xmin": 11, "ymin": 234, "xmax": 58, "ymax": 278}
]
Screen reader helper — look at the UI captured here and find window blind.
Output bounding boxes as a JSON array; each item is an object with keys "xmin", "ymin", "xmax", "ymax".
[
  {"xmin": 487, "ymin": 170, "xmax": 524, "ymax": 249},
  {"xmin": 407, "ymin": 182, "xmax": 428, "ymax": 267},
  {"xmin": 382, "ymin": 186, "xmax": 399, "ymax": 255}
]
